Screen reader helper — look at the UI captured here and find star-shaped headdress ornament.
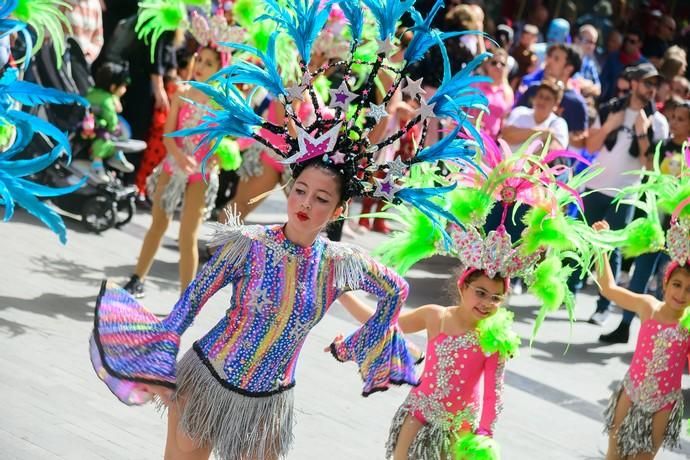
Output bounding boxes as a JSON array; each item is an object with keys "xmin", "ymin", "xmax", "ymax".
[{"xmin": 170, "ymin": 0, "xmax": 493, "ymax": 227}]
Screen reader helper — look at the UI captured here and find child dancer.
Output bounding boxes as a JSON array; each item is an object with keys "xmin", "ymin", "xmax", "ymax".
[
  {"xmin": 595, "ymin": 219, "xmax": 690, "ymax": 459},
  {"xmin": 338, "ymin": 267, "xmax": 518, "ymax": 459},
  {"xmin": 122, "ymin": 43, "xmax": 222, "ymax": 297},
  {"xmin": 90, "ymin": 1, "xmax": 494, "ymax": 459}
]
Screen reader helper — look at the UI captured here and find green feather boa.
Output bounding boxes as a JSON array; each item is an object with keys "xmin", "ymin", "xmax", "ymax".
[
  {"xmin": 477, "ymin": 307, "xmax": 521, "ymax": 360},
  {"xmin": 527, "ymin": 255, "xmax": 576, "ymax": 340},
  {"xmin": 454, "ymin": 432, "xmax": 500, "ymax": 460}
]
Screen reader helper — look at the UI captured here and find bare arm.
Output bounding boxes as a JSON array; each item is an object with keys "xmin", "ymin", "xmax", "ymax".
[
  {"xmin": 500, "ymin": 125, "xmax": 545, "ymax": 145},
  {"xmin": 593, "ymin": 222, "xmax": 656, "ymax": 318},
  {"xmin": 586, "ymin": 111, "xmax": 623, "ymax": 152},
  {"xmin": 337, "ymin": 292, "xmax": 432, "ymax": 334}
]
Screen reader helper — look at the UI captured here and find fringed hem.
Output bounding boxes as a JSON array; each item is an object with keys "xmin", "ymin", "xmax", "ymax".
[
  {"xmin": 604, "ymin": 381, "xmax": 684, "ymax": 456},
  {"xmin": 147, "ymin": 166, "xmax": 219, "ymax": 220},
  {"xmin": 384, "ymin": 406, "xmax": 455, "ymax": 460},
  {"xmin": 169, "ymin": 348, "xmax": 294, "ymax": 460}
]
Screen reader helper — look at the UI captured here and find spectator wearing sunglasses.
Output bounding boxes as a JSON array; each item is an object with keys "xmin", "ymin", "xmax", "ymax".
[
  {"xmin": 475, "ymin": 49, "xmax": 514, "ymax": 139},
  {"xmin": 600, "ymin": 30, "xmax": 647, "ymax": 101}
]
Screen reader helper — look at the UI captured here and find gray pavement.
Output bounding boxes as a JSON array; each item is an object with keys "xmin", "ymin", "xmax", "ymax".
[{"xmin": 0, "ymin": 192, "xmax": 689, "ymax": 460}]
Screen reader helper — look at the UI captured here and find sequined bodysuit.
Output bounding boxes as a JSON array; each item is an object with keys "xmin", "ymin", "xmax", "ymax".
[
  {"xmin": 92, "ymin": 224, "xmax": 419, "ymax": 400},
  {"xmin": 405, "ymin": 330, "xmax": 504, "ymax": 434},
  {"xmin": 623, "ymin": 318, "xmax": 690, "ymax": 412},
  {"xmin": 162, "ymin": 101, "xmax": 211, "ymax": 183}
]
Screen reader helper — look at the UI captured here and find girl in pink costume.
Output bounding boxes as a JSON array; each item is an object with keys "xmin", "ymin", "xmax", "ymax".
[
  {"xmin": 123, "ymin": 45, "xmax": 224, "ymax": 297},
  {"xmin": 338, "ymin": 267, "xmax": 519, "ymax": 459},
  {"xmin": 594, "ymin": 219, "xmax": 690, "ymax": 460}
]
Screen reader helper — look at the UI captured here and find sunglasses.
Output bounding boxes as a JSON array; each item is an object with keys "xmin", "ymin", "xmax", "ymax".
[
  {"xmin": 468, "ymin": 284, "xmax": 505, "ymax": 305},
  {"xmin": 580, "ymin": 38, "xmax": 596, "ymax": 45},
  {"xmin": 489, "ymin": 60, "xmax": 506, "ymax": 68},
  {"xmin": 642, "ymin": 79, "xmax": 659, "ymax": 89}
]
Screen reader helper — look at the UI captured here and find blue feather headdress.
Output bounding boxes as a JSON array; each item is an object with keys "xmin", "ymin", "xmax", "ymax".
[
  {"xmin": 171, "ymin": 0, "xmax": 492, "ymax": 230},
  {"xmin": 0, "ymin": 67, "xmax": 89, "ymax": 243}
]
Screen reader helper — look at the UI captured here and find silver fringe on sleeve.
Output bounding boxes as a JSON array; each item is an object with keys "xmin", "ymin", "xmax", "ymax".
[
  {"xmin": 167, "ymin": 349, "xmax": 295, "ymax": 460},
  {"xmin": 603, "ymin": 380, "xmax": 683, "ymax": 457}
]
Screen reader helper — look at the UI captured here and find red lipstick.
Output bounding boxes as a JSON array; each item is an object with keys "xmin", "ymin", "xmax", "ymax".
[{"xmin": 296, "ymin": 211, "xmax": 309, "ymax": 221}]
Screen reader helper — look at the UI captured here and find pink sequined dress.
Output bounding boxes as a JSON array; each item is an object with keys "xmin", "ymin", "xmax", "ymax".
[
  {"xmin": 150, "ymin": 101, "xmax": 219, "ymax": 217},
  {"xmin": 385, "ymin": 329, "xmax": 505, "ymax": 459},
  {"xmin": 604, "ymin": 318, "xmax": 690, "ymax": 456}
]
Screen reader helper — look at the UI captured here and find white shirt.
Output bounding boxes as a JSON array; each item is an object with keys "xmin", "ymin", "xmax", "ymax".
[
  {"xmin": 586, "ymin": 108, "xmax": 669, "ymax": 196},
  {"xmin": 503, "ymin": 106, "xmax": 569, "ymax": 154}
]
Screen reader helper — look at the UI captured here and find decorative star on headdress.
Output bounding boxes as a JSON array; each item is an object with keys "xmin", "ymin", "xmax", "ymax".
[
  {"xmin": 402, "ymin": 76, "xmax": 427, "ymax": 99},
  {"xmin": 284, "ymin": 122, "xmax": 343, "ymax": 164},
  {"xmin": 373, "ymin": 173, "xmax": 400, "ymax": 201},
  {"xmin": 416, "ymin": 98, "xmax": 436, "ymax": 121},
  {"xmin": 328, "ymin": 81, "xmax": 357, "ymax": 110},
  {"xmin": 386, "ymin": 157, "xmax": 408, "ymax": 177},
  {"xmin": 376, "ymin": 37, "xmax": 396, "ymax": 56},
  {"xmin": 330, "ymin": 151, "xmax": 346, "ymax": 164},
  {"xmin": 368, "ymin": 102, "xmax": 388, "ymax": 123},
  {"xmin": 286, "ymin": 83, "xmax": 306, "ymax": 101}
]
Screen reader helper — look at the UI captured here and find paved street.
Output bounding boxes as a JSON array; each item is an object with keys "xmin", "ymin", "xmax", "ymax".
[{"xmin": 0, "ymin": 192, "xmax": 688, "ymax": 460}]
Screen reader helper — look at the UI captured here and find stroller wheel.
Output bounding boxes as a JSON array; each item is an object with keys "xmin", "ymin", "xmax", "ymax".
[
  {"xmin": 114, "ymin": 196, "xmax": 136, "ymax": 228},
  {"xmin": 82, "ymin": 195, "xmax": 117, "ymax": 233}
]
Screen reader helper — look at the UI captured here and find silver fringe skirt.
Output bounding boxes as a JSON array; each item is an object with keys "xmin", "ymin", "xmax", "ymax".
[
  {"xmin": 603, "ymin": 380, "xmax": 683, "ymax": 457},
  {"xmin": 385, "ymin": 405, "xmax": 455, "ymax": 460},
  {"xmin": 146, "ymin": 166, "xmax": 219, "ymax": 220},
  {"xmin": 168, "ymin": 348, "xmax": 295, "ymax": 460}
]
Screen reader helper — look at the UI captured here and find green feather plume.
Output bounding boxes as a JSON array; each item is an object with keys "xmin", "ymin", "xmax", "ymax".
[
  {"xmin": 527, "ymin": 255, "xmax": 576, "ymax": 341},
  {"xmin": 680, "ymin": 308, "xmax": 690, "ymax": 333},
  {"xmin": 619, "ymin": 218, "xmax": 665, "ymax": 258},
  {"xmin": 520, "ymin": 207, "xmax": 573, "ymax": 254},
  {"xmin": 0, "ymin": 119, "xmax": 15, "ymax": 151},
  {"xmin": 136, "ymin": 0, "xmax": 194, "ymax": 61},
  {"xmin": 15, "ymin": 0, "xmax": 72, "ymax": 67},
  {"xmin": 477, "ymin": 308, "xmax": 521, "ymax": 360},
  {"xmin": 454, "ymin": 432, "xmax": 500, "ymax": 460},
  {"xmin": 373, "ymin": 207, "xmax": 443, "ymax": 275},
  {"xmin": 214, "ymin": 137, "xmax": 242, "ymax": 171},
  {"xmin": 447, "ymin": 187, "xmax": 494, "ymax": 227}
]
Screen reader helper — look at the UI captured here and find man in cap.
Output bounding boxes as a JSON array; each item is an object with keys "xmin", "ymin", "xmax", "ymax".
[{"xmin": 575, "ymin": 62, "xmax": 669, "ymax": 326}]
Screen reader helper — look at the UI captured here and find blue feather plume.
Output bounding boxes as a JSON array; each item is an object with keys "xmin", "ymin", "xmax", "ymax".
[
  {"xmin": 0, "ymin": 144, "xmax": 86, "ymax": 244},
  {"xmin": 169, "ymin": 82, "xmax": 263, "ymax": 175},
  {"xmin": 415, "ymin": 126, "xmax": 481, "ymax": 168},
  {"xmin": 361, "ymin": 0, "xmax": 415, "ymax": 39},
  {"xmin": 259, "ymin": 0, "xmax": 331, "ymax": 62},
  {"xmin": 335, "ymin": 0, "xmax": 364, "ymax": 41},
  {"xmin": 8, "ymin": 110, "xmax": 72, "ymax": 161},
  {"xmin": 403, "ymin": 1, "xmax": 445, "ymax": 63},
  {"xmin": 215, "ymin": 32, "xmax": 286, "ymax": 97},
  {"xmin": 0, "ymin": 116, "xmax": 32, "ymax": 161},
  {"xmin": 395, "ymin": 183, "xmax": 462, "ymax": 247},
  {"xmin": 0, "ymin": 1, "xmax": 18, "ymax": 20}
]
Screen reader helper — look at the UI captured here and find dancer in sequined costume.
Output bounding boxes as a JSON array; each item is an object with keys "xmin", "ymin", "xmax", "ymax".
[
  {"xmin": 339, "ymin": 268, "xmax": 518, "ymax": 460},
  {"xmin": 593, "ymin": 220, "xmax": 690, "ymax": 460},
  {"xmin": 91, "ymin": 160, "xmax": 419, "ymax": 460}
]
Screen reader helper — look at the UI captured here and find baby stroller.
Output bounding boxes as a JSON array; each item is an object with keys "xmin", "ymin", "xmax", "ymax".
[{"xmin": 27, "ymin": 38, "xmax": 144, "ymax": 233}]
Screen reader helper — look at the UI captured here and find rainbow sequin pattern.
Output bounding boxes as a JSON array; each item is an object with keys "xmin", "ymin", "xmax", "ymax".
[{"xmin": 92, "ymin": 224, "xmax": 418, "ymax": 401}]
